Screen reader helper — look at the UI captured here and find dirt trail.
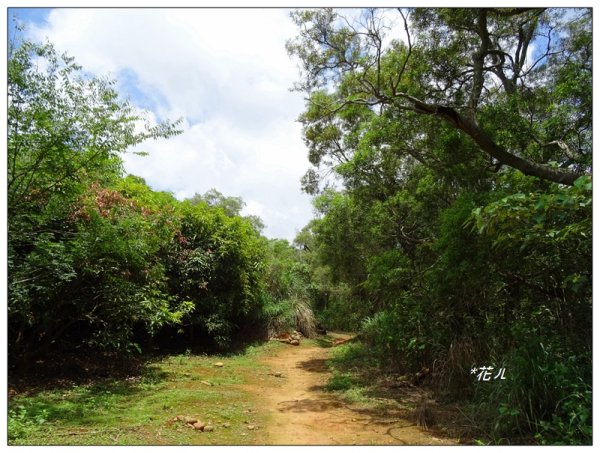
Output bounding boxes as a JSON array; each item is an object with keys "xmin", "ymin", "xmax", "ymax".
[{"xmin": 247, "ymin": 334, "xmax": 455, "ymax": 446}]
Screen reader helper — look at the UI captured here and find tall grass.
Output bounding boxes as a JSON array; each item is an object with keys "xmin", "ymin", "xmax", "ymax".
[
  {"xmin": 262, "ymin": 294, "xmax": 316, "ymax": 338},
  {"xmin": 472, "ymin": 337, "xmax": 592, "ymax": 445}
]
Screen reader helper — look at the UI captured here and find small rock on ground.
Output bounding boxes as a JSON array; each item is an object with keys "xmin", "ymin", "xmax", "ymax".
[{"xmin": 192, "ymin": 422, "xmax": 205, "ymax": 431}]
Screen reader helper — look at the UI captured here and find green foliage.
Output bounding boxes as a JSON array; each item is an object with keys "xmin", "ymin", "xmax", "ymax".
[
  {"xmin": 288, "ymin": 8, "xmax": 590, "ymax": 187},
  {"xmin": 288, "ymin": 8, "xmax": 591, "ymax": 444},
  {"xmin": 7, "ymin": 40, "xmax": 181, "ymax": 210},
  {"xmin": 323, "ymin": 341, "xmax": 377, "ymax": 405},
  {"xmin": 188, "ymin": 188, "xmax": 265, "ymax": 233},
  {"xmin": 473, "ymin": 334, "xmax": 592, "ymax": 445},
  {"xmin": 464, "ymin": 178, "xmax": 592, "ymax": 444},
  {"xmin": 7, "ymin": 12, "xmax": 593, "ymax": 446},
  {"xmin": 315, "ymin": 282, "xmax": 361, "ymax": 331},
  {"xmin": 260, "ymin": 239, "xmax": 317, "ymax": 337},
  {"xmin": 7, "ymin": 37, "xmax": 185, "ymax": 361},
  {"xmin": 327, "ymin": 340, "xmax": 376, "ymax": 370},
  {"xmin": 7, "ymin": 37, "xmax": 270, "ymax": 361},
  {"xmin": 359, "ymin": 299, "xmax": 431, "ymax": 371},
  {"xmin": 325, "ymin": 372, "xmax": 357, "ymax": 391},
  {"xmin": 8, "ymin": 406, "xmax": 49, "ymax": 443},
  {"xmin": 471, "ymin": 176, "xmax": 592, "ymax": 250}
]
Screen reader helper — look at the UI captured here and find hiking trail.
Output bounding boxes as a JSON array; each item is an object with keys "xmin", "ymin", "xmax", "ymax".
[{"xmin": 243, "ymin": 333, "xmax": 455, "ymax": 445}]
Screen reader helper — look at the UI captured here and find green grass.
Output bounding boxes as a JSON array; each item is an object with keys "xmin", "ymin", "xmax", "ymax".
[
  {"xmin": 325, "ymin": 371, "xmax": 357, "ymax": 391},
  {"xmin": 322, "ymin": 342, "xmax": 376, "ymax": 404},
  {"xmin": 8, "ymin": 341, "xmax": 284, "ymax": 445},
  {"xmin": 323, "ymin": 341, "xmax": 411, "ymax": 409}
]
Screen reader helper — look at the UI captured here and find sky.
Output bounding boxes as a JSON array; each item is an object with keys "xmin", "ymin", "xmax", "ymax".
[
  {"xmin": 6, "ymin": 3, "xmax": 593, "ymax": 243},
  {"xmin": 9, "ymin": 7, "xmax": 316, "ymax": 241}
]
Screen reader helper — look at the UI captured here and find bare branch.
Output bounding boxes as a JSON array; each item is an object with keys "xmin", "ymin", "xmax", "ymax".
[{"xmin": 391, "ymin": 8, "xmax": 413, "ymax": 96}]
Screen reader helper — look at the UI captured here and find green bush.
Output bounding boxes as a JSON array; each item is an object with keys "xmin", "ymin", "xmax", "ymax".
[
  {"xmin": 472, "ymin": 333, "xmax": 592, "ymax": 445},
  {"xmin": 8, "ymin": 38, "xmax": 272, "ymax": 359}
]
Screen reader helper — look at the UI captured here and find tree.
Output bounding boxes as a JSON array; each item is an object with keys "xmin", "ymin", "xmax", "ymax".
[
  {"xmin": 189, "ymin": 189, "xmax": 265, "ymax": 233},
  {"xmin": 287, "ymin": 8, "xmax": 591, "ymax": 189},
  {"xmin": 7, "ymin": 39, "xmax": 182, "ymax": 362},
  {"xmin": 8, "ymin": 40, "xmax": 182, "ymax": 210},
  {"xmin": 288, "ymin": 9, "xmax": 592, "ymax": 442},
  {"xmin": 161, "ymin": 199, "xmax": 267, "ymax": 350},
  {"xmin": 189, "ymin": 188, "xmax": 245, "ymax": 216}
]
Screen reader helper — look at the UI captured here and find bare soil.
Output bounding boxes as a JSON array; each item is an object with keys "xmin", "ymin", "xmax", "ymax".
[{"xmin": 244, "ymin": 333, "xmax": 457, "ymax": 446}]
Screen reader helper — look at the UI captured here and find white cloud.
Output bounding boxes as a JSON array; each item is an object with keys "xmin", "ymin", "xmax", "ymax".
[{"xmin": 26, "ymin": 8, "xmax": 314, "ymax": 240}]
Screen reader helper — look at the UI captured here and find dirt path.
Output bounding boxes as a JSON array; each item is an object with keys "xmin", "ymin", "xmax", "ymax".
[{"xmin": 246, "ymin": 334, "xmax": 455, "ymax": 446}]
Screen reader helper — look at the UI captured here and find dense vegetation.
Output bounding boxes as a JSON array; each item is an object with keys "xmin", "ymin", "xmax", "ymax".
[
  {"xmin": 286, "ymin": 7, "xmax": 592, "ymax": 444},
  {"xmin": 8, "ymin": 7, "xmax": 592, "ymax": 446},
  {"xmin": 7, "ymin": 39, "xmax": 298, "ymax": 370}
]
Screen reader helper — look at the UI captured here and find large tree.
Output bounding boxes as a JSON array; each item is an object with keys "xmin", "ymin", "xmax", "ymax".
[
  {"xmin": 287, "ymin": 8, "xmax": 591, "ymax": 189},
  {"xmin": 288, "ymin": 10, "xmax": 592, "ymax": 442}
]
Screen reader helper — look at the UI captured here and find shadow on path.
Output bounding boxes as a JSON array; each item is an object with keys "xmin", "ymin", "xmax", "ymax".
[
  {"xmin": 296, "ymin": 358, "xmax": 328, "ymax": 373},
  {"xmin": 277, "ymin": 397, "xmax": 344, "ymax": 413}
]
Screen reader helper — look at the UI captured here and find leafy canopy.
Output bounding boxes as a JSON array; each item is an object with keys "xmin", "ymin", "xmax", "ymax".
[{"xmin": 287, "ymin": 8, "xmax": 591, "ymax": 191}]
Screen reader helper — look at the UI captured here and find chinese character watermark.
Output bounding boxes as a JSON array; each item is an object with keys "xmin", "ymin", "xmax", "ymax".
[{"xmin": 471, "ymin": 366, "xmax": 507, "ymax": 381}]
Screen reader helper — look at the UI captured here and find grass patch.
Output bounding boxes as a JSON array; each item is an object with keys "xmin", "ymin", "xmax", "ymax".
[
  {"xmin": 327, "ymin": 341, "xmax": 378, "ymax": 371},
  {"xmin": 324, "ymin": 370, "xmax": 370, "ymax": 405},
  {"xmin": 8, "ymin": 342, "xmax": 283, "ymax": 445},
  {"xmin": 325, "ymin": 371, "xmax": 357, "ymax": 391},
  {"xmin": 322, "ymin": 342, "xmax": 384, "ymax": 407},
  {"xmin": 310, "ymin": 337, "xmax": 334, "ymax": 348},
  {"xmin": 340, "ymin": 387, "xmax": 371, "ymax": 405},
  {"xmin": 323, "ymin": 339, "xmax": 478, "ymax": 444}
]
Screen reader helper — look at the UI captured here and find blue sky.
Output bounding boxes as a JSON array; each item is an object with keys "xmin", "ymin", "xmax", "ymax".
[
  {"xmin": 9, "ymin": 7, "xmax": 51, "ymax": 26},
  {"xmin": 11, "ymin": 7, "xmax": 315, "ymax": 241},
  {"xmin": 8, "ymin": 8, "xmax": 50, "ymax": 43}
]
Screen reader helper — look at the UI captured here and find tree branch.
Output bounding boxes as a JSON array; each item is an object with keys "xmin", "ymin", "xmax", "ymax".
[
  {"xmin": 468, "ymin": 9, "xmax": 489, "ymax": 118},
  {"xmin": 393, "ymin": 93, "xmax": 583, "ymax": 185}
]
